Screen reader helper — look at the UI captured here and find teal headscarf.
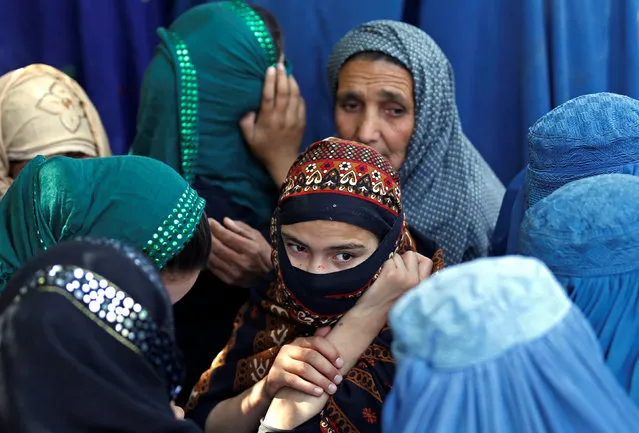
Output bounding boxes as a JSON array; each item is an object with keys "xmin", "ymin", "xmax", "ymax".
[
  {"xmin": 0, "ymin": 155, "xmax": 206, "ymax": 291},
  {"xmin": 131, "ymin": 0, "xmax": 290, "ymax": 228}
]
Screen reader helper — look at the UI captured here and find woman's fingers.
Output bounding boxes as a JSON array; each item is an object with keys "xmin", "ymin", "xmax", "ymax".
[
  {"xmin": 274, "ymin": 63, "xmax": 290, "ymax": 114},
  {"xmin": 401, "ymin": 251, "xmax": 419, "ymax": 276},
  {"xmin": 209, "ymin": 229, "xmax": 245, "ymax": 262},
  {"xmin": 287, "ymin": 346, "xmax": 342, "ymax": 389},
  {"xmin": 284, "ymin": 357, "xmax": 338, "ymax": 395},
  {"xmin": 295, "ymin": 337, "xmax": 343, "ymax": 369},
  {"xmin": 417, "ymin": 255, "xmax": 434, "ymax": 281},
  {"xmin": 280, "ymin": 371, "xmax": 325, "ymax": 397},
  {"xmin": 261, "ymin": 66, "xmax": 277, "ymax": 111}
]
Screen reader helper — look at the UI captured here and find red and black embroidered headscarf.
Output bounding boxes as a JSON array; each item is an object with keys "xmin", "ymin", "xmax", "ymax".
[
  {"xmin": 187, "ymin": 138, "xmax": 442, "ymax": 432},
  {"xmin": 271, "ymin": 137, "xmax": 415, "ymax": 329}
]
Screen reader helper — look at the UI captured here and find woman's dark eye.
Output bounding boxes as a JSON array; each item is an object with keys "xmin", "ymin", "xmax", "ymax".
[
  {"xmin": 342, "ymin": 102, "xmax": 360, "ymax": 112},
  {"xmin": 287, "ymin": 243, "xmax": 305, "ymax": 253},
  {"xmin": 335, "ymin": 253, "xmax": 353, "ymax": 262},
  {"xmin": 386, "ymin": 107, "xmax": 405, "ymax": 117}
]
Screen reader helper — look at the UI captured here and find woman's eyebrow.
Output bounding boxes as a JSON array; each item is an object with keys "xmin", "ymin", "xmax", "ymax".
[
  {"xmin": 327, "ymin": 242, "xmax": 366, "ymax": 251},
  {"xmin": 335, "ymin": 90, "xmax": 362, "ymax": 103},
  {"xmin": 281, "ymin": 233, "xmax": 308, "ymax": 248},
  {"xmin": 378, "ymin": 89, "xmax": 408, "ymax": 105}
]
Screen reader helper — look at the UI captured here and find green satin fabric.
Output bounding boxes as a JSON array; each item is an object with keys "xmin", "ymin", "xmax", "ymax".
[
  {"xmin": 131, "ymin": 1, "xmax": 292, "ymax": 228},
  {"xmin": 0, "ymin": 155, "xmax": 205, "ymax": 291}
]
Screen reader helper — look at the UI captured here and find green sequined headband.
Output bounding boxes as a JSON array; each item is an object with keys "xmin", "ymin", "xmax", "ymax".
[
  {"xmin": 0, "ymin": 187, "xmax": 205, "ymax": 288},
  {"xmin": 166, "ymin": 0, "xmax": 277, "ymax": 184},
  {"xmin": 220, "ymin": 0, "xmax": 278, "ymax": 65},
  {"xmin": 143, "ymin": 186, "xmax": 206, "ymax": 269},
  {"xmin": 27, "ymin": 183, "xmax": 204, "ymax": 271},
  {"xmin": 165, "ymin": 31, "xmax": 199, "ymax": 185}
]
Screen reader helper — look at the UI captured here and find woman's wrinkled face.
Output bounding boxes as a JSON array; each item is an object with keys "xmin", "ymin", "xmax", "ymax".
[
  {"xmin": 334, "ymin": 58, "xmax": 415, "ymax": 171},
  {"xmin": 281, "ymin": 221, "xmax": 379, "ymax": 274}
]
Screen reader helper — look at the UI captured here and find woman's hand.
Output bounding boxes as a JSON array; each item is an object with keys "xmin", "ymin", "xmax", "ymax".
[
  {"xmin": 208, "ymin": 218, "xmax": 273, "ymax": 288},
  {"xmin": 355, "ymin": 251, "xmax": 432, "ymax": 317},
  {"xmin": 240, "ymin": 63, "xmax": 306, "ymax": 186},
  {"xmin": 264, "ymin": 329, "xmax": 344, "ymax": 400}
]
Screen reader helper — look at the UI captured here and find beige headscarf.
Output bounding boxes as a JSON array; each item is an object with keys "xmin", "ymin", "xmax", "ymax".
[{"xmin": 0, "ymin": 64, "xmax": 111, "ymax": 197}]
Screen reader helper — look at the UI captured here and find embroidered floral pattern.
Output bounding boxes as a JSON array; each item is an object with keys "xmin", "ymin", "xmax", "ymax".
[
  {"xmin": 37, "ymin": 81, "xmax": 86, "ymax": 132},
  {"xmin": 362, "ymin": 408, "xmax": 378, "ymax": 424},
  {"xmin": 339, "ymin": 161, "xmax": 352, "ymax": 171},
  {"xmin": 347, "ymin": 367, "xmax": 383, "ymax": 403},
  {"xmin": 320, "ymin": 419, "xmax": 335, "ymax": 433},
  {"xmin": 234, "ymin": 347, "xmax": 280, "ymax": 391},
  {"xmin": 322, "ymin": 398, "xmax": 361, "ymax": 432},
  {"xmin": 362, "ymin": 344, "xmax": 394, "ymax": 364},
  {"xmin": 280, "ymin": 138, "xmax": 402, "ymax": 216}
]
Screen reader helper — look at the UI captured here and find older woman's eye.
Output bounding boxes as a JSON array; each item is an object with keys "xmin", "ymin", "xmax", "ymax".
[
  {"xmin": 341, "ymin": 102, "xmax": 361, "ymax": 112},
  {"xmin": 386, "ymin": 107, "xmax": 406, "ymax": 117}
]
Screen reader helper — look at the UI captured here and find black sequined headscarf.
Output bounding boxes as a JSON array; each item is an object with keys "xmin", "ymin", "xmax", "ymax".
[{"xmin": 0, "ymin": 238, "xmax": 201, "ymax": 432}]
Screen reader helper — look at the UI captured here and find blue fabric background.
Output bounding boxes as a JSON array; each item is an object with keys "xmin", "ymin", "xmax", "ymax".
[{"xmin": 1, "ymin": 0, "xmax": 638, "ymax": 183}]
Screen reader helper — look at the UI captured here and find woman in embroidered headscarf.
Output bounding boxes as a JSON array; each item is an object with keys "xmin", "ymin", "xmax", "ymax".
[
  {"xmin": 0, "ymin": 64, "xmax": 111, "ymax": 199},
  {"xmin": 494, "ymin": 92, "xmax": 639, "ymax": 255},
  {"xmin": 131, "ymin": 1, "xmax": 306, "ymax": 402},
  {"xmin": 520, "ymin": 173, "xmax": 639, "ymax": 404},
  {"xmin": 384, "ymin": 256, "xmax": 639, "ymax": 433},
  {"xmin": 0, "ymin": 237, "xmax": 203, "ymax": 432},
  {"xmin": 187, "ymin": 138, "xmax": 441, "ymax": 433},
  {"xmin": 0, "ymin": 154, "xmax": 210, "ymax": 304},
  {"xmin": 325, "ymin": 21, "xmax": 503, "ymax": 264}
]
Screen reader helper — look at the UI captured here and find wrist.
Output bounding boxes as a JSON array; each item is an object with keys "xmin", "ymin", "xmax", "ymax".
[
  {"xmin": 266, "ymin": 164, "xmax": 287, "ymax": 187},
  {"xmin": 265, "ymin": 153, "xmax": 298, "ymax": 187},
  {"xmin": 256, "ymin": 377, "xmax": 275, "ymax": 406},
  {"xmin": 350, "ymin": 299, "xmax": 392, "ymax": 324},
  {"xmin": 337, "ymin": 303, "xmax": 387, "ymax": 337}
]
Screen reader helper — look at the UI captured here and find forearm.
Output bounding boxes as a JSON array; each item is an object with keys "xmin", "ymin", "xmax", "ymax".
[
  {"xmin": 205, "ymin": 378, "xmax": 271, "ymax": 433},
  {"xmin": 265, "ymin": 153, "xmax": 298, "ymax": 187},
  {"xmin": 327, "ymin": 305, "xmax": 387, "ymax": 372},
  {"xmin": 263, "ymin": 306, "xmax": 387, "ymax": 429}
]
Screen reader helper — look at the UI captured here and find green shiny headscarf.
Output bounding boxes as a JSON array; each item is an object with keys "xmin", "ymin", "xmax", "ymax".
[
  {"xmin": 0, "ymin": 155, "xmax": 206, "ymax": 291},
  {"xmin": 131, "ymin": 0, "xmax": 290, "ymax": 228}
]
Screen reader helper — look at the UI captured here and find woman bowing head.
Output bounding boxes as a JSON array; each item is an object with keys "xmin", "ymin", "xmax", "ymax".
[
  {"xmin": 0, "ymin": 155, "xmax": 210, "ymax": 302},
  {"xmin": 0, "ymin": 238, "xmax": 202, "ymax": 432}
]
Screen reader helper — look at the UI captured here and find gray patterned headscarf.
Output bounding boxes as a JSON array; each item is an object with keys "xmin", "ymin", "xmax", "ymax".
[{"xmin": 327, "ymin": 20, "xmax": 505, "ymax": 264}]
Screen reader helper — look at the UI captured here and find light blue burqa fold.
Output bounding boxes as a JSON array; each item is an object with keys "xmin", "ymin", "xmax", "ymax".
[
  {"xmin": 520, "ymin": 173, "xmax": 639, "ymax": 404},
  {"xmin": 495, "ymin": 92, "xmax": 639, "ymax": 255},
  {"xmin": 385, "ymin": 256, "xmax": 639, "ymax": 433}
]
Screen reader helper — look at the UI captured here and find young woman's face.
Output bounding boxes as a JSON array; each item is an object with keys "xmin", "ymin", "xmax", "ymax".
[{"xmin": 281, "ymin": 221, "xmax": 379, "ymax": 274}]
